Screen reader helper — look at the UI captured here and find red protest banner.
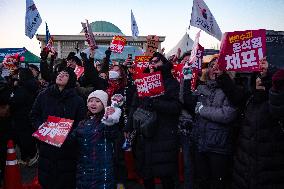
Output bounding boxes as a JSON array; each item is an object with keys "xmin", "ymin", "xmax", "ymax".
[
  {"xmin": 110, "ymin": 36, "xmax": 126, "ymax": 53},
  {"xmin": 188, "ymin": 31, "xmax": 204, "ymax": 71},
  {"xmin": 32, "ymin": 116, "xmax": 74, "ymax": 147},
  {"xmin": 218, "ymin": 29, "xmax": 266, "ymax": 72},
  {"xmin": 134, "ymin": 71, "xmax": 165, "ymax": 98},
  {"xmin": 172, "ymin": 64, "xmax": 184, "ymax": 83},
  {"xmin": 2, "ymin": 54, "xmax": 24, "ymax": 71},
  {"xmin": 133, "ymin": 56, "xmax": 152, "ymax": 74},
  {"xmin": 74, "ymin": 65, "xmax": 84, "ymax": 79},
  {"xmin": 145, "ymin": 35, "xmax": 159, "ymax": 56}
]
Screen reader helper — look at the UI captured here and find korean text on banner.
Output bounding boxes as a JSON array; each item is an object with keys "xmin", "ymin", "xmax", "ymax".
[
  {"xmin": 218, "ymin": 29, "xmax": 266, "ymax": 72},
  {"xmin": 74, "ymin": 65, "xmax": 85, "ymax": 79},
  {"xmin": 25, "ymin": 0, "xmax": 42, "ymax": 39},
  {"xmin": 188, "ymin": 30, "xmax": 204, "ymax": 71},
  {"xmin": 145, "ymin": 35, "xmax": 159, "ymax": 56},
  {"xmin": 81, "ymin": 20, "xmax": 98, "ymax": 50},
  {"xmin": 134, "ymin": 71, "xmax": 165, "ymax": 98},
  {"xmin": 134, "ymin": 56, "xmax": 152, "ymax": 74},
  {"xmin": 110, "ymin": 36, "xmax": 127, "ymax": 53},
  {"xmin": 32, "ymin": 116, "xmax": 74, "ymax": 147},
  {"xmin": 190, "ymin": 0, "xmax": 222, "ymax": 41},
  {"xmin": 172, "ymin": 64, "xmax": 184, "ymax": 83}
]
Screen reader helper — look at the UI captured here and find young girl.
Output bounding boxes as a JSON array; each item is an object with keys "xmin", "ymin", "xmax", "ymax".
[{"xmin": 72, "ymin": 90, "xmax": 122, "ymax": 189}]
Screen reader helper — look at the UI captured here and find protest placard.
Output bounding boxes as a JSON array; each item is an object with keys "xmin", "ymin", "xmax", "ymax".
[
  {"xmin": 110, "ymin": 36, "xmax": 127, "ymax": 53},
  {"xmin": 32, "ymin": 116, "xmax": 74, "ymax": 147},
  {"xmin": 145, "ymin": 35, "xmax": 159, "ymax": 56},
  {"xmin": 218, "ymin": 29, "xmax": 266, "ymax": 72},
  {"xmin": 134, "ymin": 71, "xmax": 165, "ymax": 98}
]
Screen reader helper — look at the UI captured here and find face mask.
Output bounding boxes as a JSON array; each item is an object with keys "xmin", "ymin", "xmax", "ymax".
[{"xmin": 109, "ymin": 71, "xmax": 120, "ymax": 80}]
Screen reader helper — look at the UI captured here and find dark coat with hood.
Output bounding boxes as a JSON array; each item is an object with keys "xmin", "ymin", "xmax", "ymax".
[
  {"xmin": 232, "ymin": 87, "xmax": 284, "ymax": 189},
  {"xmin": 10, "ymin": 68, "xmax": 39, "ymax": 132},
  {"xmin": 30, "ymin": 71, "xmax": 86, "ymax": 189},
  {"xmin": 125, "ymin": 54, "xmax": 182, "ymax": 178},
  {"xmin": 190, "ymin": 79, "xmax": 238, "ymax": 155}
]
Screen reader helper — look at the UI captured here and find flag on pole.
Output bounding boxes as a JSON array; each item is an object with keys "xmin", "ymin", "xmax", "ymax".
[
  {"xmin": 189, "ymin": 0, "xmax": 222, "ymax": 41},
  {"xmin": 131, "ymin": 10, "xmax": 139, "ymax": 39},
  {"xmin": 45, "ymin": 22, "xmax": 51, "ymax": 45},
  {"xmin": 25, "ymin": 0, "xmax": 42, "ymax": 39}
]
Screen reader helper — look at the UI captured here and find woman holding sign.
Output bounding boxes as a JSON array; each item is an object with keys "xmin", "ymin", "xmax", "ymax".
[
  {"xmin": 186, "ymin": 58, "xmax": 238, "ymax": 189},
  {"xmin": 31, "ymin": 67, "xmax": 86, "ymax": 189},
  {"xmin": 124, "ymin": 52, "xmax": 181, "ymax": 189}
]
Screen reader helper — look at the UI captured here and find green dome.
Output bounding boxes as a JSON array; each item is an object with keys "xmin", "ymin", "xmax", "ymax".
[{"xmin": 81, "ymin": 21, "xmax": 123, "ymax": 34}]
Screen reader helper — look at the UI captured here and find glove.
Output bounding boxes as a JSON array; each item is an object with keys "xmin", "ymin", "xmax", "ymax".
[
  {"xmin": 105, "ymin": 48, "xmax": 112, "ymax": 58},
  {"xmin": 195, "ymin": 102, "xmax": 203, "ymax": 114},
  {"xmin": 101, "ymin": 107, "xmax": 122, "ymax": 126},
  {"xmin": 80, "ymin": 52, "xmax": 88, "ymax": 60}
]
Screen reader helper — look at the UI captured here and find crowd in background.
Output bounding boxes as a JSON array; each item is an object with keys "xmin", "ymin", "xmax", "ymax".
[{"xmin": 0, "ymin": 46, "xmax": 284, "ymax": 189}]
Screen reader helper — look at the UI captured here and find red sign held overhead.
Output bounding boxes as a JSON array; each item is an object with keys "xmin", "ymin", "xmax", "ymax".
[
  {"xmin": 134, "ymin": 71, "xmax": 165, "ymax": 98},
  {"xmin": 133, "ymin": 56, "xmax": 152, "ymax": 74},
  {"xmin": 74, "ymin": 65, "xmax": 84, "ymax": 79},
  {"xmin": 32, "ymin": 116, "xmax": 74, "ymax": 147},
  {"xmin": 110, "ymin": 36, "xmax": 127, "ymax": 53},
  {"xmin": 218, "ymin": 29, "xmax": 266, "ymax": 72}
]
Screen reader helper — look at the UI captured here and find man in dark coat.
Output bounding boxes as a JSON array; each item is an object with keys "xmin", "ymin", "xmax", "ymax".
[
  {"xmin": 124, "ymin": 52, "xmax": 182, "ymax": 189},
  {"xmin": 232, "ymin": 69, "xmax": 284, "ymax": 189},
  {"xmin": 31, "ymin": 67, "xmax": 86, "ymax": 189},
  {"xmin": 10, "ymin": 68, "xmax": 39, "ymax": 165}
]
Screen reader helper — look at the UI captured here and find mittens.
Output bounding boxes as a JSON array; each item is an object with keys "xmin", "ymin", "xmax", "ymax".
[{"xmin": 101, "ymin": 106, "xmax": 122, "ymax": 126}]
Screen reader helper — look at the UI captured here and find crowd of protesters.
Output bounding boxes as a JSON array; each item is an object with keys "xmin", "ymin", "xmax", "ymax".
[{"xmin": 0, "ymin": 45, "xmax": 283, "ymax": 189}]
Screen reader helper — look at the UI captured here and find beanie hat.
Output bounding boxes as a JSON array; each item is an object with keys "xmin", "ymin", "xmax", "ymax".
[
  {"xmin": 272, "ymin": 69, "xmax": 284, "ymax": 92},
  {"xmin": 61, "ymin": 67, "xmax": 77, "ymax": 89},
  {"xmin": 87, "ymin": 90, "xmax": 108, "ymax": 109}
]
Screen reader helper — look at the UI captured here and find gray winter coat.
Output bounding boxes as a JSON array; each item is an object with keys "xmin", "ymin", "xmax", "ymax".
[{"xmin": 192, "ymin": 80, "xmax": 237, "ymax": 155}]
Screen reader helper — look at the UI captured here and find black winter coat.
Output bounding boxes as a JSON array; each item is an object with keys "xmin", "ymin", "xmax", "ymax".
[
  {"xmin": 10, "ymin": 79, "xmax": 39, "ymax": 132},
  {"xmin": 31, "ymin": 85, "xmax": 86, "ymax": 189},
  {"xmin": 125, "ymin": 73, "xmax": 182, "ymax": 178},
  {"xmin": 232, "ymin": 90, "xmax": 284, "ymax": 189}
]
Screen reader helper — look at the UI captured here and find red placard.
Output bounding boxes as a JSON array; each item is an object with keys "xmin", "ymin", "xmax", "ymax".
[
  {"xmin": 134, "ymin": 71, "xmax": 165, "ymax": 98},
  {"xmin": 110, "ymin": 36, "xmax": 126, "ymax": 53},
  {"xmin": 218, "ymin": 29, "xmax": 266, "ymax": 72},
  {"xmin": 2, "ymin": 54, "xmax": 24, "ymax": 71},
  {"xmin": 188, "ymin": 31, "xmax": 204, "ymax": 71},
  {"xmin": 32, "ymin": 116, "xmax": 74, "ymax": 147},
  {"xmin": 172, "ymin": 64, "xmax": 184, "ymax": 83},
  {"xmin": 133, "ymin": 56, "xmax": 151, "ymax": 74},
  {"xmin": 74, "ymin": 65, "xmax": 84, "ymax": 79}
]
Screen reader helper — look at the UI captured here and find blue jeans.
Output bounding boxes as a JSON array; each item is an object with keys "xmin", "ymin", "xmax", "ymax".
[{"xmin": 180, "ymin": 135, "xmax": 194, "ymax": 189}]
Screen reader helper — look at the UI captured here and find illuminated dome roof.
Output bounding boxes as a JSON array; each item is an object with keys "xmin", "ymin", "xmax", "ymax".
[{"xmin": 80, "ymin": 21, "xmax": 124, "ymax": 36}]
